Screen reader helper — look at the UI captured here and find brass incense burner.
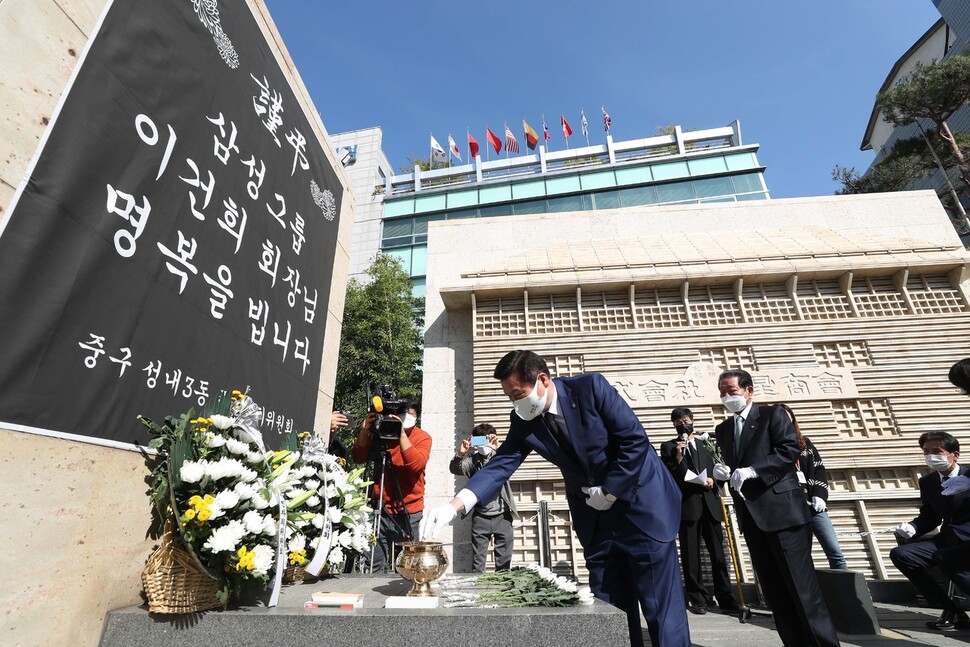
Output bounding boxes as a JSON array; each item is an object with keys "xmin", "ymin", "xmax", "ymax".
[{"xmin": 395, "ymin": 541, "xmax": 448, "ymax": 597}]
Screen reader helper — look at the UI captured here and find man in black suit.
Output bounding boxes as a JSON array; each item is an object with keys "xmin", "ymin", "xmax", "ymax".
[
  {"xmin": 660, "ymin": 407, "xmax": 739, "ymax": 615},
  {"xmin": 713, "ymin": 369, "xmax": 839, "ymax": 647},
  {"xmin": 890, "ymin": 431, "xmax": 970, "ymax": 630}
]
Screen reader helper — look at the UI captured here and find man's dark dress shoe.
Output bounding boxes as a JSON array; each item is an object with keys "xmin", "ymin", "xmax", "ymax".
[
  {"xmin": 718, "ymin": 599, "xmax": 742, "ymax": 613},
  {"xmin": 688, "ymin": 603, "xmax": 708, "ymax": 615},
  {"xmin": 926, "ymin": 611, "xmax": 970, "ymax": 630}
]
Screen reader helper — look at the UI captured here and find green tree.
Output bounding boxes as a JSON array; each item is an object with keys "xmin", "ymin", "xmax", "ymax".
[
  {"xmin": 877, "ymin": 49, "xmax": 970, "ymax": 190},
  {"xmin": 333, "ymin": 254, "xmax": 423, "ymax": 450},
  {"xmin": 399, "ymin": 154, "xmax": 448, "ymax": 174}
]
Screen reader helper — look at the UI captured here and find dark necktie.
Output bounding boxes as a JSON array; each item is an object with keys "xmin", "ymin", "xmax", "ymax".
[
  {"xmin": 684, "ymin": 441, "xmax": 695, "ymax": 470},
  {"xmin": 544, "ymin": 412, "xmax": 579, "ymax": 464}
]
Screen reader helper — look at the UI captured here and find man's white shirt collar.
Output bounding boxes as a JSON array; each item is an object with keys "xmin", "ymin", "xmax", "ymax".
[
  {"xmin": 737, "ymin": 400, "xmax": 753, "ymax": 421},
  {"xmin": 943, "ymin": 462, "xmax": 961, "ymax": 480}
]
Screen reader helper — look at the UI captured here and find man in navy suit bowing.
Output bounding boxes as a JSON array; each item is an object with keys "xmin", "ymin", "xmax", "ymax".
[
  {"xmin": 420, "ymin": 350, "xmax": 689, "ymax": 647},
  {"xmin": 713, "ymin": 369, "xmax": 839, "ymax": 647},
  {"xmin": 890, "ymin": 431, "xmax": 970, "ymax": 630}
]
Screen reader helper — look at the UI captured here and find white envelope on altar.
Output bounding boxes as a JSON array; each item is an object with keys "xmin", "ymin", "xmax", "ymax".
[{"xmin": 684, "ymin": 468, "xmax": 708, "ymax": 485}]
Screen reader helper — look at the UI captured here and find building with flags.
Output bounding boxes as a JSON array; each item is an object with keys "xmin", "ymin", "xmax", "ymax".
[{"xmin": 334, "ymin": 120, "xmax": 766, "ymax": 296}]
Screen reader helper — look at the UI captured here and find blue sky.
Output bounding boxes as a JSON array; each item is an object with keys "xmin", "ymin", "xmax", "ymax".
[{"xmin": 264, "ymin": 1, "xmax": 943, "ymax": 199}]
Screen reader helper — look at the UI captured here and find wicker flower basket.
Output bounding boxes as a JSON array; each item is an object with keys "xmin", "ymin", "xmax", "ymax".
[
  {"xmin": 142, "ymin": 527, "xmax": 222, "ymax": 614},
  {"xmin": 281, "ymin": 565, "xmax": 319, "ymax": 584}
]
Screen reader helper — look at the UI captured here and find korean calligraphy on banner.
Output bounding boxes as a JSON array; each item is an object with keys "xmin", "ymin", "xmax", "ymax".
[
  {"xmin": 609, "ymin": 363, "xmax": 860, "ymax": 408},
  {"xmin": 0, "ymin": 0, "xmax": 343, "ymax": 447}
]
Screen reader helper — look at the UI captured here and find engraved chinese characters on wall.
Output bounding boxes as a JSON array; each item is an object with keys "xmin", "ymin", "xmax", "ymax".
[{"xmin": 608, "ymin": 362, "xmax": 859, "ymax": 407}]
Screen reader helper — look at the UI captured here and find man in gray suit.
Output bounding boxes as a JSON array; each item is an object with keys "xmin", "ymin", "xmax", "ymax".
[{"xmin": 449, "ymin": 422, "xmax": 517, "ymax": 572}]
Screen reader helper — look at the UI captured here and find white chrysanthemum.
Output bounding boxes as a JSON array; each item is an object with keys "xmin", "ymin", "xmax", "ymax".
[
  {"xmin": 299, "ymin": 465, "xmax": 316, "ymax": 479},
  {"xmin": 262, "ymin": 515, "xmax": 278, "ymax": 536},
  {"xmin": 325, "ymin": 484, "xmax": 338, "ymax": 499},
  {"xmin": 238, "ymin": 466, "xmax": 257, "ymax": 483},
  {"xmin": 577, "ymin": 586, "xmax": 595, "ymax": 605},
  {"xmin": 252, "ymin": 544, "xmax": 275, "ymax": 576},
  {"xmin": 251, "ymin": 487, "xmax": 271, "ymax": 510},
  {"xmin": 206, "ymin": 457, "xmax": 245, "ymax": 481},
  {"xmin": 328, "ymin": 545, "xmax": 345, "ymax": 566},
  {"xmin": 337, "ymin": 530, "xmax": 352, "ymax": 548},
  {"xmin": 179, "ymin": 460, "xmax": 206, "ymax": 483},
  {"xmin": 210, "ymin": 414, "xmax": 234, "ymax": 430},
  {"xmin": 327, "ymin": 507, "xmax": 343, "ymax": 524},
  {"xmin": 288, "ymin": 533, "xmax": 307, "ymax": 554},
  {"xmin": 312, "ymin": 513, "xmax": 325, "ymax": 529},
  {"xmin": 225, "ymin": 437, "xmax": 250, "ymax": 456},
  {"xmin": 234, "ymin": 481, "xmax": 256, "ymax": 501},
  {"xmin": 204, "ymin": 433, "xmax": 226, "ymax": 448},
  {"xmin": 246, "ymin": 451, "xmax": 264, "ymax": 465},
  {"xmin": 307, "ymin": 495, "xmax": 321, "ymax": 508},
  {"xmin": 213, "ymin": 489, "xmax": 240, "ymax": 511},
  {"xmin": 203, "ymin": 519, "xmax": 247, "ymax": 553},
  {"xmin": 242, "ymin": 510, "xmax": 265, "ymax": 535},
  {"xmin": 304, "ymin": 478, "xmax": 321, "ymax": 491}
]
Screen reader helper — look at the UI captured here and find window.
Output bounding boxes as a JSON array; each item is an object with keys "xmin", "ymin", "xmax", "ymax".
[
  {"xmin": 732, "ymin": 173, "xmax": 764, "ymax": 193},
  {"xmin": 546, "ymin": 194, "xmax": 586, "ymax": 212},
  {"xmin": 618, "ymin": 185, "xmax": 658, "ymax": 207},
  {"xmin": 590, "ymin": 191, "xmax": 620, "ymax": 210},
  {"xmin": 693, "ymin": 176, "xmax": 736, "ymax": 199},
  {"xmin": 656, "ymin": 180, "xmax": 695, "ymax": 204},
  {"xmin": 513, "ymin": 199, "xmax": 547, "ymax": 215}
]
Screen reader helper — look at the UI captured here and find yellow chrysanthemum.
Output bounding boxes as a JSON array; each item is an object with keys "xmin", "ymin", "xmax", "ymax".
[
  {"xmin": 189, "ymin": 495, "xmax": 202, "ymax": 506},
  {"xmin": 197, "ymin": 508, "xmax": 211, "ymax": 522},
  {"xmin": 184, "ymin": 508, "xmax": 197, "ymax": 520},
  {"xmin": 203, "ymin": 494, "xmax": 214, "ymax": 504}
]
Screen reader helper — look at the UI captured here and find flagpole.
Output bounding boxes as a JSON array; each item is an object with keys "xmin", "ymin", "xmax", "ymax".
[
  {"xmin": 504, "ymin": 122, "xmax": 508, "ymax": 161},
  {"xmin": 429, "ymin": 132, "xmax": 433, "ymax": 171},
  {"xmin": 562, "ymin": 113, "xmax": 569, "ymax": 151},
  {"xmin": 582, "ymin": 109, "xmax": 590, "ymax": 147},
  {"xmin": 485, "ymin": 124, "xmax": 490, "ymax": 163},
  {"xmin": 447, "ymin": 132, "xmax": 452, "ymax": 168}
]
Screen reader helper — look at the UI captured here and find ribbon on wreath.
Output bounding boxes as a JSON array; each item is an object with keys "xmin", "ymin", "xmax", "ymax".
[{"xmin": 300, "ymin": 436, "xmax": 334, "ymax": 577}]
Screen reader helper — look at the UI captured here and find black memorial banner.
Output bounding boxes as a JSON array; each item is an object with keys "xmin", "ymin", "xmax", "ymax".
[{"xmin": 0, "ymin": 0, "xmax": 342, "ymax": 447}]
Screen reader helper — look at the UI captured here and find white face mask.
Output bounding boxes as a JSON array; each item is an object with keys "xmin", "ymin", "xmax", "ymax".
[
  {"xmin": 402, "ymin": 414, "xmax": 417, "ymax": 430},
  {"xmin": 721, "ymin": 394, "xmax": 748, "ymax": 414},
  {"xmin": 512, "ymin": 377, "xmax": 548, "ymax": 421},
  {"xmin": 925, "ymin": 454, "xmax": 952, "ymax": 472}
]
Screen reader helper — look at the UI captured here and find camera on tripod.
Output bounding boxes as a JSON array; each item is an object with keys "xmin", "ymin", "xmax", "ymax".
[{"xmin": 368, "ymin": 385, "xmax": 410, "ymax": 441}]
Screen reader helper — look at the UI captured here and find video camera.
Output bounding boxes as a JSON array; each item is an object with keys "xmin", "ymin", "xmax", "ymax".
[{"xmin": 368, "ymin": 385, "xmax": 410, "ymax": 441}]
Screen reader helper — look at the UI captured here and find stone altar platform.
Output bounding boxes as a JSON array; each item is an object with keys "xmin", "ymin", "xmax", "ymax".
[{"xmin": 99, "ymin": 575, "xmax": 630, "ymax": 647}]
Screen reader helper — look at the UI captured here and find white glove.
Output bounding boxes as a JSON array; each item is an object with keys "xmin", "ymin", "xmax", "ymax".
[
  {"xmin": 894, "ymin": 522, "xmax": 916, "ymax": 540},
  {"xmin": 581, "ymin": 486, "xmax": 615, "ymax": 511},
  {"xmin": 419, "ymin": 503, "xmax": 458, "ymax": 540},
  {"xmin": 810, "ymin": 496, "xmax": 827, "ymax": 513},
  {"xmin": 712, "ymin": 463, "xmax": 732, "ymax": 481},
  {"xmin": 942, "ymin": 474, "xmax": 970, "ymax": 496},
  {"xmin": 729, "ymin": 467, "xmax": 757, "ymax": 492}
]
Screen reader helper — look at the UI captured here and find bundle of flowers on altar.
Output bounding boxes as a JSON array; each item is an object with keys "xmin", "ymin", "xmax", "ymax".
[
  {"xmin": 281, "ymin": 433, "xmax": 373, "ymax": 573},
  {"xmin": 438, "ymin": 563, "xmax": 596, "ymax": 608},
  {"xmin": 140, "ymin": 389, "xmax": 302, "ymax": 606}
]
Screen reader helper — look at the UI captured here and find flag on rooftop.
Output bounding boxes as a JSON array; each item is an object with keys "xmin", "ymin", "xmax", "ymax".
[
  {"xmin": 504, "ymin": 124, "xmax": 520, "ymax": 154},
  {"xmin": 602, "ymin": 106, "xmax": 612, "ymax": 134},
  {"xmin": 430, "ymin": 134, "xmax": 447, "ymax": 162},
  {"xmin": 468, "ymin": 131, "xmax": 480, "ymax": 159},
  {"xmin": 542, "ymin": 115, "xmax": 551, "ymax": 141},
  {"xmin": 448, "ymin": 133, "xmax": 461, "ymax": 162},
  {"xmin": 523, "ymin": 120, "xmax": 539, "ymax": 151},
  {"xmin": 581, "ymin": 110, "xmax": 589, "ymax": 138},
  {"xmin": 486, "ymin": 127, "xmax": 502, "ymax": 154},
  {"xmin": 561, "ymin": 113, "xmax": 573, "ymax": 139}
]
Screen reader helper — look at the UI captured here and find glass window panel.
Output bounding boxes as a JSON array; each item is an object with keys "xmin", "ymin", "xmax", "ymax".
[
  {"xmin": 383, "ymin": 219, "xmax": 413, "ymax": 238},
  {"xmin": 480, "ymin": 203, "xmax": 512, "ymax": 217},
  {"xmin": 546, "ymin": 176, "xmax": 582, "ymax": 194},
  {"xmin": 413, "ymin": 216, "xmax": 434, "ymax": 235},
  {"xmin": 414, "ymin": 194, "xmax": 447, "ymax": 213},
  {"xmin": 651, "ymin": 161, "xmax": 689, "ymax": 181},
  {"xmin": 546, "ymin": 194, "xmax": 585, "ymax": 212},
  {"xmin": 618, "ymin": 185, "xmax": 658, "ymax": 207},
  {"xmin": 384, "ymin": 248, "xmax": 411, "ymax": 274},
  {"xmin": 514, "ymin": 199, "xmax": 547, "ymax": 215},
  {"xmin": 381, "ymin": 236, "xmax": 412, "ymax": 248},
  {"xmin": 656, "ymin": 181, "xmax": 695, "ymax": 203},
  {"xmin": 737, "ymin": 192, "xmax": 768, "ymax": 201},
  {"xmin": 581, "ymin": 170, "xmax": 617, "ymax": 190},
  {"xmin": 512, "ymin": 180, "xmax": 546, "ymax": 200},
  {"xmin": 733, "ymin": 173, "xmax": 765, "ymax": 193},
  {"xmin": 411, "ymin": 278, "xmax": 426, "ymax": 299},
  {"xmin": 447, "ymin": 189, "xmax": 479, "ymax": 208},
  {"xmin": 698, "ymin": 196, "xmax": 736, "ymax": 203},
  {"xmin": 615, "ymin": 166, "xmax": 652, "ymax": 186},
  {"xmin": 687, "ymin": 156, "xmax": 728, "ymax": 176},
  {"xmin": 590, "ymin": 191, "xmax": 620, "ymax": 210},
  {"xmin": 410, "ymin": 245, "xmax": 427, "ymax": 276},
  {"xmin": 724, "ymin": 152, "xmax": 758, "ymax": 171},
  {"xmin": 447, "ymin": 208, "xmax": 478, "ymax": 220},
  {"xmin": 479, "ymin": 185, "xmax": 512, "ymax": 204},
  {"xmin": 384, "ymin": 199, "xmax": 414, "ymax": 217},
  {"xmin": 693, "ymin": 176, "xmax": 736, "ymax": 198}
]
